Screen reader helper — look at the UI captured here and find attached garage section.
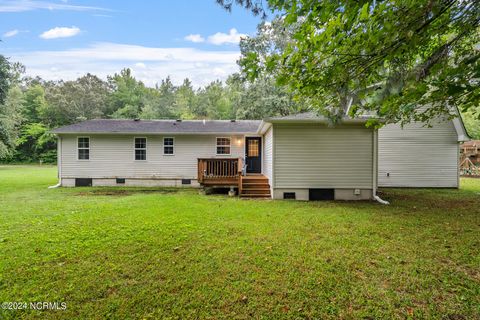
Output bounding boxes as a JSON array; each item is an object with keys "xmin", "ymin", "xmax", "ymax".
[
  {"xmin": 271, "ymin": 123, "xmax": 375, "ymax": 200},
  {"xmin": 378, "ymin": 120, "xmax": 459, "ymax": 188}
]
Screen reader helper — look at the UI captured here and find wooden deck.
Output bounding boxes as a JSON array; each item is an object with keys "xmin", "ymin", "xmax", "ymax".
[
  {"xmin": 197, "ymin": 158, "xmax": 242, "ymax": 187},
  {"xmin": 197, "ymin": 158, "xmax": 271, "ymax": 198},
  {"xmin": 460, "ymin": 141, "xmax": 480, "ymax": 177}
]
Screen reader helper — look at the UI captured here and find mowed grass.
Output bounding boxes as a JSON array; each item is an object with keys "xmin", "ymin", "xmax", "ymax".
[{"xmin": 0, "ymin": 166, "xmax": 479, "ymax": 319}]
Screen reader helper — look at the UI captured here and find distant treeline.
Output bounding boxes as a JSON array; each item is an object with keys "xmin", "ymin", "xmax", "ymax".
[
  {"xmin": 1, "ymin": 56, "xmax": 478, "ymax": 164},
  {"xmin": 0, "ymin": 62, "xmax": 303, "ymax": 163}
]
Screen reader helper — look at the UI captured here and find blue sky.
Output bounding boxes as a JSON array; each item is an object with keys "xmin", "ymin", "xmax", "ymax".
[{"xmin": 0, "ymin": 0, "xmax": 262, "ymax": 86}]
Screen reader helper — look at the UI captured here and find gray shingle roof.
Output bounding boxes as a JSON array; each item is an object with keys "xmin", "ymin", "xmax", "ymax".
[
  {"xmin": 267, "ymin": 112, "xmax": 327, "ymax": 121},
  {"xmin": 267, "ymin": 111, "xmax": 375, "ymax": 122},
  {"xmin": 51, "ymin": 119, "xmax": 262, "ymax": 134}
]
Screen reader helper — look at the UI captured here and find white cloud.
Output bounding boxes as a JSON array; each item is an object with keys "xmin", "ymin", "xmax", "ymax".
[
  {"xmin": 40, "ymin": 26, "xmax": 81, "ymax": 39},
  {"xmin": 184, "ymin": 29, "xmax": 248, "ymax": 46},
  {"xmin": 184, "ymin": 34, "xmax": 205, "ymax": 43},
  {"xmin": 207, "ymin": 28, "xmax": 246, "ymax": 45},
  {"xmin": 0, "ymin": 0, "xmax": 108, "ymax": 12},
  {"xmin": 3, "ymin": 29, "xmax": 19, "ymax": 37},
  {"xmin": 7, "ymin": 42, "xmax": 241, "ymax": 87}
]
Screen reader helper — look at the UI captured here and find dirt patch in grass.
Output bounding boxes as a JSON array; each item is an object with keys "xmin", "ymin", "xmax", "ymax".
[
  {"xmin": 74, "ymin": 189, "xmax": 181, "ymax": 196},
  {"xmin": 379, "ymin": 190, "xmax": 479, "ymax": 211}
]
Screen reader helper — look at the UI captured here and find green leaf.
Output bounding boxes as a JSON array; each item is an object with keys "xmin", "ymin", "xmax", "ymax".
[{"xmin": 360, "ymin": 2, "xmax": 369, "ymax": 20}]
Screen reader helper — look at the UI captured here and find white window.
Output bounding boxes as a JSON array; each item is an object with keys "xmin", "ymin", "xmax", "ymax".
[
  {"xmin": 216, "ymin": 137, "xmax": 231, "ymax": 155},
  {"xmin": 163, "ymin": 137, "xmax": 174, "ymax": 155},
  {"xmin": 134, "ymin": 137, "xmax": 147, "ymax": 160},
  {"xmin": 77, "ymin": 137, "xmax": 90, "ymax": 160}
]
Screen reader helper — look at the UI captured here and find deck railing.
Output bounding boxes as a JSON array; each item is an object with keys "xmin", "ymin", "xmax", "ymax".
[
  {"xmin": 461, "ymin": 167, "xmax": 480, "ymax": 177},
  {"xmin": 460, "ymin": 157, "xmax": 480, "ymax": 177},
  {"xmin": 197, "ymin": 158, "xmax": 243, "ymax": 185},
  {"xmin": 461, "ymin": 146, "xmax": 479, "ymax": 156}
]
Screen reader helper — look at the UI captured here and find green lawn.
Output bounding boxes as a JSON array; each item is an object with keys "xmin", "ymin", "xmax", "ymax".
[{"xmin": 0, "ymin": 166, "xmax": 479, "ymax": 319}]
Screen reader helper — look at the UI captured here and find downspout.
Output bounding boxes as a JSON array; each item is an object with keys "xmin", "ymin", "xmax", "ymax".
[
  {"xmin": 48, "ymin": 183, "xmax": 61, "ymax": 189},
  {"xmin": 48, "ymin": 135, "xmax": 62, "ymax": 189},
  {"xmin": 372, "ymin": 129, "xmax": 389, "ymax": 204},
  {"xmin": 270, "ymin": 125, "xmax": 274, "ymax": 199}
]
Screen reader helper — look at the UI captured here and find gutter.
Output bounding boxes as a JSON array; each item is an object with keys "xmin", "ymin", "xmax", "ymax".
[
  {"xmin": 265, "ymin": 118, "xmax": 372, "ymax": 125},
  {"xmin": 51, "ymin": 131, "xmax": 261, "ymax": 135}
]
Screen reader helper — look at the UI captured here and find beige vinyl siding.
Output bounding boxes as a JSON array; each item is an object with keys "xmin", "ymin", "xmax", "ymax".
[
  {"xmin": 263, "ymin": 126, "xmax": 273, "ymax": 183},
  {"xmin": 378, "ymin": 120, "xmax": 459, "ymax": 188},
  {"xmin": 273, "ymin": 123, "xmax": 374, "ymax": 189},
  {"xmin": 60, "ymin": 134, "xmax": 244, "ymax": 179}
]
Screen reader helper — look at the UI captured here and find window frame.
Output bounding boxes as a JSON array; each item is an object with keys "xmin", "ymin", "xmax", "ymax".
[
  {"xmin": 77, "ymin": 136, "xmax": 90, "ymax": 161},
  {"xmin": 134, "ymin": 137, "xmax": 147, "ymax": 161},
  {"xmin": 216, "ymin": 137, "xmax": 231, "ymax": 156},
  {"xmin": 163, "ymin": 137, "xmax": 175, "ymax": 156},
  {"xmin": 246, "ymin": 137, "xmax": 260, "ymax": 157}
]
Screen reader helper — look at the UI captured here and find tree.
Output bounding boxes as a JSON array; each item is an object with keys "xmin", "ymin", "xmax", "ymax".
[
  {"xmin": 0, "ymin": 87, "xmax": 23, "ymax": 159},
  {"xmin": 14, "ymin": 122, "xmax": 56, "ymax": 163},
  {"xmin": 108, "ymin": 69, "xmax": 147, "ymax": 119},
  {"xmin": 196, "ymin": 80, "xmax": 233, "ymax": 119},
  {"xmin": 0, "ymin": 55, "xmax": 11, "ymax": 105},
  {"xmin": 0, "ymin": 59, "xmax": 25, "ymax": 159},
  {"xmin": 231, "ymin": 75, "xmax": 301, "ymax": 119},
  {"xmin": 220, "ymin": 0, "xmax": 480, "ymax": 126},
  {"xmin": 140, "ymin": 77, "xmax": 177, "ymax": 119},
  {"xmin": 22, "ymin": 84, "xmax": 48, "ymax": 124},
  {"xmin": 462, "ymin": 109, "xmax": 480, "ymax": 140},
  {"xmin": 238, "ymin": 18, "xmax": 297, "ymax": 82},
  {"xmin": 44, "ymin": 74, "xmax": 111, "ymax": 126},
  {"xmin": 174, "ymin": 78, "xmax": 197, "ymax": 119}
]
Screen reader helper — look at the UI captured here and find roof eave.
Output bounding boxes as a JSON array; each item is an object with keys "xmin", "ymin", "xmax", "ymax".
[
  {"xmin": 452, "ymin": 106, "xmax": 470, "ymax": 142},
  {"xmin": 52, "ymin": 131, "xmax": 260, "ymax": 135},
  {"xmin": 264, "ymin": 119, "xmax": 372, "ymax": 124},
  {"xmin": 256, "ymin": 120, "xmax": 272, "ymax": 134}
]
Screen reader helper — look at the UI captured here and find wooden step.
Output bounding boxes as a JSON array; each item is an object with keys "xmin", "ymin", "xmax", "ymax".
[
  {"xmin": 240, "ymin": 175, "xmax": 271, "ymax": 198},
  {"xmin": 242, "ymin": 179, "xmax": 269, "ymax": 183},
  {"xmin": 242, "ymin": 186, "xmax": 270, "ymax": 190},
  {"xmin": 240, "ymin": 193, "xmax": 271, "ymax": 198},
  {"xmin": 242, "ymin": 181, "xmax": 270, "ymax": 185},
  {"xmin": 241, "ymin": 189, "xmax": 271, "ymax": 195},
  {"xmin": 243, "ymin": 187, "xmax": 270, "ymax": 191},
  {"xmin": 242, "ymin": 176, "xmax": 268, "ymax": 180}
]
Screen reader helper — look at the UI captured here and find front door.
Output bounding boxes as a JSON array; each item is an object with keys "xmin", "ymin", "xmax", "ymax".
[{"xmin": 245, "ymin": 137, "xmax": 262, "ymax": 174}]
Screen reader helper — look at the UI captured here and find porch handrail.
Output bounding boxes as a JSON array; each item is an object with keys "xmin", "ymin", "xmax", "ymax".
[
  {"xmin": 460, "ymin": 157, "xmax": 480, "ymax": 177},
  {"xmin": 197, "ymin": 158, "xmax": 242, "ymax": 184}
]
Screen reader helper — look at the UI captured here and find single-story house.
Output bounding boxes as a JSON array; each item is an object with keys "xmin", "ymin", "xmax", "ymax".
[
  {"xmin": 378, "ymin": 115, "xmax": 469, "ymax": 188},
  {"xmin": 51, "ymin": 112, "xmax": 468, "ymax": 200}
]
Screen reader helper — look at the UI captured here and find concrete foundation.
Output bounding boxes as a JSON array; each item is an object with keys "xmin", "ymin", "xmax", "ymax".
[
  {"xmin": 61, "ymin": 178, "xmax": 200, "ymax": 188},
  {"xmin": 273, "ymin": 188, "xmax": 373, "ymax": 201}
]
